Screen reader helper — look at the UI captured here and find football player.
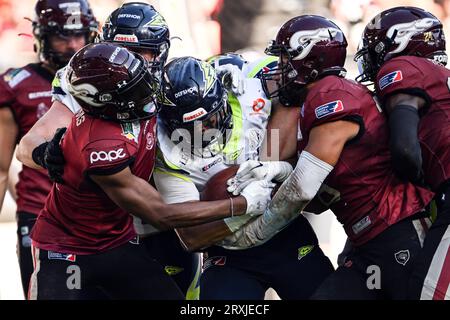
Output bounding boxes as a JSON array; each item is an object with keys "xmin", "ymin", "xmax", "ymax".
[
  {"xmin": 228, "ymin": 15, "xmax": 435, "ymax": 299},
  {"xmin": 27, "ymin": 43, "xmax": 271, "ymax": 300},
  {"xmin": 96, "ymin": 2, "xmax": 199, "ymax": 300},
  {"xmin": 0, "ymin": 0, "xmax": 97, "ymax": 297},
  {"xmin": 356, "ymin": 6, "xmax": 450, "ymax": 300},
  {"xmin": 154, "ymin": 55, "xmax": 334, "ymax": 300}
]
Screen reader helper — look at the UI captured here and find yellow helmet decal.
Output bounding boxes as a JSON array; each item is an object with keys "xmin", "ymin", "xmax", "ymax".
[
  {"xmin": 145, "ymin": 13, "xmax": 167, "ymax": 28},
  {"xmin": 199, "ymin": 61, "xmax": 216, "ymax": 96}
]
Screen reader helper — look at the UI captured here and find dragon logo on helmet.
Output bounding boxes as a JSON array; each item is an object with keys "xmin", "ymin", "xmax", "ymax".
[
  {"xmin": 289, "ymin": 28, "xmax": 341, "ymax": 61},
  {"xmin": 386, "ymin": 18, "xmax": 437, "ymax": 55}
]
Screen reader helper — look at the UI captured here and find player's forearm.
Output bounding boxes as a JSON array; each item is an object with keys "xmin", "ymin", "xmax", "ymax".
[
  {"xmin": 176, "ymin": 221, "xmax": 234, "ymax": 252},
  {"xmin": 107, "ymin": 175, "xmax": 247, "ymax": 230},
  {"xmin": 161, "ymin": 197, "xmax": 247, "ymax": 229},
  {"xmin": 16, "ymin": 133, "xmax": 46, "ymax": 169}
]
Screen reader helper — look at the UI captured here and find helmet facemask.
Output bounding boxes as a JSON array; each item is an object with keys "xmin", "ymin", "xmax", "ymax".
[
  {"xmin": 165, "ymin": 92, "xmax": 233, "ymax": 157},
  {"xmin": 261, "ymin": 40, "xmax": 309, "ymax": 107}
]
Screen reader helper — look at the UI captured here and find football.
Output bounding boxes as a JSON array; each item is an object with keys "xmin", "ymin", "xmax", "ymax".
[
  {"xmin": 200, "ymin": 165, "xmax": 283, "ymax": 201},
  {"xmin": 200, "ymin": 165, "xmax": 239, "ymax": 201}
]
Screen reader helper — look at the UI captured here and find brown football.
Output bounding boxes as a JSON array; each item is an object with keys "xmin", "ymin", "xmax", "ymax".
[
  {"xmin": 200, "ymin": 165, "xmax": 282, "ymax": 201},
  {"xmin": 200, "ymin": 165, "xmax": 239, "ymax": 201}
]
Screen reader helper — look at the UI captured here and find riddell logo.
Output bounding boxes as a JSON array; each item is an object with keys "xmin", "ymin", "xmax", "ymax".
[
  {"xmin": 113, "ymin": 34, "xmax": 139, "ymax": 43},
  {"xmin": 90, "ymin": 148, "xmax": 126, "ymax": 163},
  {"xmin": 183, "ymin": 108, "xmax": 207, "ymax": 123}
]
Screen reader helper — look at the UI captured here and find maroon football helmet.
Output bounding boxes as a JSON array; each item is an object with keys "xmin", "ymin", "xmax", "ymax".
[
  {"xmin": 33, "ymin": 0, "xmax": 99, "ymax": 68},
  {"xmin": 66, "ymin": 43, "xmax": 160, "ymax": 122},
  {"xmin": 262, "ymin": 15, "xmax": 347, "ymax": 106},
  {"xmin": 355, "ymin": 6, "xmax": 446, "ymax": 83}
]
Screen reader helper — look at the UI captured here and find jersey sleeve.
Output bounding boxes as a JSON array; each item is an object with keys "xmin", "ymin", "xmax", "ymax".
[
  {"xmin": 52, "ymin": 67, "xmax": 81, "ymax": 114},
  {"xmin": 302, "ymin": 87, "xmax": 364, "ymax": 135},
  {"xmin": 0, "ymin": 70, "xmax": 16, "ymax": 108},
  {"xmin": 82, "ymin": 139, "xmax": 137, "ymax": 175},
  {"xmin": 243, "ymin": 55, "xmax": 278, "ymax": 79},
  {"xmin": 375, "ymin": 57, "xmax": 427, "ymax": 102}
]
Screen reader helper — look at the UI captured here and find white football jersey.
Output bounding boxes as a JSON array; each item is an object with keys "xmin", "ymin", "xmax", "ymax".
[{"xmin": 52, "ymin": 66, "xmax": 82, "ymax": 114}]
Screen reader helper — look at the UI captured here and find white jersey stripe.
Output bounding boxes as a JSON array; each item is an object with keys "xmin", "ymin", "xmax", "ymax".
[
  {"xmin": 420, "ymin": 225, "xmax": 450, "ymax": 300},
  {"xmin": 28, "ymin": 246, "xmax": 40, "ymax": 300}
]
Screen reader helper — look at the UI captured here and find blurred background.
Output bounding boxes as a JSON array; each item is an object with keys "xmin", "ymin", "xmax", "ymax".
[{"xmin": 1, "ymin": 0, "xmax": 449, "ymax": 299}]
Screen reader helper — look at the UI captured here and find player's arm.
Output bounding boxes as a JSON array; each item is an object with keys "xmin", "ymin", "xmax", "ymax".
[
  {"xmin": 260, "ymin": 100, "xmax": 299, "ymax": 161},
  {"xmin": 16, "ymin": 100, "xmax": 72, "ymax": 169},
  {"xmin": 221, "ymin": 119, "xmax": 359, "ymax": 249},
  {"xmin": 0, "ymin": 107, "xmax": 19, "ymax": 211},
  {"xmin": 383, "ymin": 93, "xmax": 426, "ymax": 184},
  {"xmin": 153, "ymin": 166, "xmax": 254, "ymax": 251},
  {"xmin": 90, "ymin": 167, "xmax": 250, "ymax": 230}
]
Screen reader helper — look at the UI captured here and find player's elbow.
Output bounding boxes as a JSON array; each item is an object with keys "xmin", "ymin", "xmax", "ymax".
[{"xmin": 15, "ymin": 139, "xmax": 28, "ymax": 164}]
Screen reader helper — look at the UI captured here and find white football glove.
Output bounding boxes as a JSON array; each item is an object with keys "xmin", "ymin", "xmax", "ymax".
[
  {"xmin": 215, "ymin": 64, "xmax": 246, "ymax": 96},
  {"xmin": 240, "ymin": 179, "xmax": 275, "ymax": 216},
  {"xmin": 227, "ymin": 160, "xmax": 293, "ymax": 196}
]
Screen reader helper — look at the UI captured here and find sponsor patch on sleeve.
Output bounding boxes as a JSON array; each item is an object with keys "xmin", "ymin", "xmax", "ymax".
[
  {"xmin": 378, "ymin": 70, "xmax": 403, "ymax": 90},
  {"xmin": 315, "ymin": 100, "xmax": 344, "ymax": 119}
]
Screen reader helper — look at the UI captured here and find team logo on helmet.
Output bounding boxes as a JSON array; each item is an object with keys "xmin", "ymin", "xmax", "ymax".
[
  {"xmin": 144, "ymin": 12, "xmax": 167, "ymax": 27},
  {"xmin": 68, "ymin": 82, "xmax": 104, "ymax": 107},
  {"xmin": 394, "ymin": 249, "xmax": 410, "ymax": 266},
  {"xmin": 199, "ymin": 61, "xmax": 216, "ymax": 96},
  {"xmin": 386, "ymin": 18, "xmax": 437, "ymax": 55},
  {"xmin": 59, "ymin": 2, "xmax": 83, "ymax": 30},
  {"xmin": 290, "ymin": 27, "xmax": 341, "ymax": 60}
]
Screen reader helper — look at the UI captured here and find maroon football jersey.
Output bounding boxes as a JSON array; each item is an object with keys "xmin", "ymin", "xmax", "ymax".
[
  {"xmin": 376, "ymin": 56, "xmax": 450, "ymax": 192},
  {"xmin": 31, "ymin": 110, "xmax": 157, "ymax": 254},
  {"xmin": 298, "ymin": 76, "xmax": 434, "ymax": 246},
  {"xmin": 0, "ymin": 63, "xmax": 54, "ymax": 215}
]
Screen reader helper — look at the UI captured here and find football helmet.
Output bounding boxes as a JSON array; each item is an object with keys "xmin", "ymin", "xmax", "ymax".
[
  {"xmin": 262, "ymin": 15, "xmax": 347, "ymax": 106},
  {"xmin": 67, "ymin": 42, "xmax": 160, "ymax": 122}
]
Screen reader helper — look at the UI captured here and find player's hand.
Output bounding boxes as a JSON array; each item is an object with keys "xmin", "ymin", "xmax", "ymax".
[
  {"xmin": 240, "ymin": 179, "xmax": 275, "ymax": 216},
  {"xmin": 216, "ymin": 64, "xmax": 246, "ymax": 95},
  {"xmin": 44, "ymin": 127, "xmax": 67, "ymax": 184},
  {"xmin": 227, "ymin": 160, "xmax": 293, "ymax": 195}
]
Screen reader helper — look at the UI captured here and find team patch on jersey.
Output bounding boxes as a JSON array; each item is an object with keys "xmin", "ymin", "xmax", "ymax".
[
  {"xmin": 48, "ymin": 251, "xmax": 76, "ymax": 262},
  {"xmin": 164, "ymin": 266, "xmax": 184, "ymax": 276},
  {"xmin": 298, "ymin": 245, "xmax": 314, "ymax": 260},
  {"xmin": 4, "ymin": 69, "xmax": 31, "ymax": 88},
  {"xmin": 121, "ymin": 121, "xmax": 141, "ymax": 143},
  {"xmin": 315, "ymin": 100, "xmax": 344, "ymax": 119},
  {"xmin": 251, "ymin": 98, "xmax": 266, "ymax": 114},
  {"xmin": 378, "ymin": 70, "xmax": 403, "ymax": 90}
]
